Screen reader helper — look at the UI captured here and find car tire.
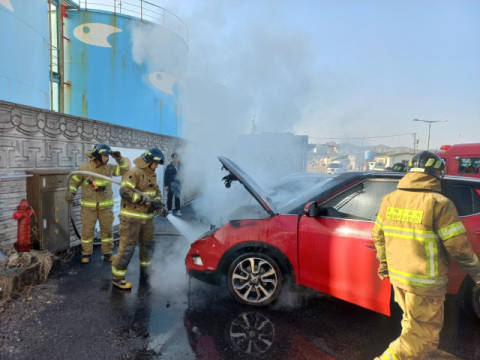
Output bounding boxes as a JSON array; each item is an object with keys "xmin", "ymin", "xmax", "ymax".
[
  {"xmin": 471, "ymin": 284, "xmax": 480, "ymax": 321},
  {"xmin": 227, "ymin": 252, "xmax": 283, "ymax": 306}
]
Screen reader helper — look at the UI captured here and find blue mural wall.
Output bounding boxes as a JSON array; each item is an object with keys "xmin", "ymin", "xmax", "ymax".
[
  {"xmin": 0, "ymin": 0, "xmax": 50, "ymax": 109},
  {"xmin": 64, "ymin": 10, "xmax": 187, "ymax": 137}
]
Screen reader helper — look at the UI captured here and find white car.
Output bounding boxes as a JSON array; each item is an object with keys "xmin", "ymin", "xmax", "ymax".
[
  {"xmin": 372, "ymin": 163, "xmax": 386, "ymax": 172},
  {"xmin": 327, "ymin": 161, "xmax": 348, "ymax": 175}
]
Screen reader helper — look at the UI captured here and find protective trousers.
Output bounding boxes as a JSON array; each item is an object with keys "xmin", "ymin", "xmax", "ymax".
[
  {"xmin": 378, "ymin": 285, "xmax": 444, "ymax": 360},
  {"xmin": 111, "ymin": 219, "xmax": 155, "ymax": 280},
  {"xmin": 80, "ymin": 205, "xmax": 114, "ymax": 256}
]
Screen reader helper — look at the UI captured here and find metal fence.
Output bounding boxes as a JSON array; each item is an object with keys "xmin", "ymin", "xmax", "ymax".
[{"xmin": 78, "ymin": 0, "xmax": 189, "ymax": 45}]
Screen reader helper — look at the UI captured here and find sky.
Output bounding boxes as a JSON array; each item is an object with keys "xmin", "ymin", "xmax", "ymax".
[{"xmin": 95, "ymin": 0, "xmax": 480, "ymax": 150}]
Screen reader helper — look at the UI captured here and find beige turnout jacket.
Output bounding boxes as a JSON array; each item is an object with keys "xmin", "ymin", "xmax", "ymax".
[{"xmin": 372, "ymin": 172, "xmax": 480, "ymax": 297}]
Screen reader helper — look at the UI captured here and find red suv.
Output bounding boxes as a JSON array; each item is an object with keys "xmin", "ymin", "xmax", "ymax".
[{"xmin": 185, "ymin": 157, "xmax": 480, "ymax": 318}]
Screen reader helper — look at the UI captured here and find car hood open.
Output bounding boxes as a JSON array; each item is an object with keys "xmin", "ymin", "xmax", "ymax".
[{"xmin": 218, "ymin": 156, "xmax": 278, "ymax": 217}]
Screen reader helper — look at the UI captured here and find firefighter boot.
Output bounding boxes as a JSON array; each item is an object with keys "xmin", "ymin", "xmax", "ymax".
[
  {"xmin": 104, "ymin": 254, "xmax": 116, "ymax": 262},
  {"xmin": 81, "ymin": 255, "xmax": 91, "ymax": 264},
  {"xmin": 112, "ymin": 278, "xmax": 132, "ymax": 290}
]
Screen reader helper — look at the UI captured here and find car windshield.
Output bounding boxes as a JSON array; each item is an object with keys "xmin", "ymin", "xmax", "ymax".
[
  {"xmin": 329, "ymin": 163, "xmax": 340, "ymax": 168},
  {"xmin": 267, "ymin": 177, "xmax": 331, "ymax": 207},
  {"xmin": 277, "ymin": 176, "xmax": 346, "ymax": 214}
]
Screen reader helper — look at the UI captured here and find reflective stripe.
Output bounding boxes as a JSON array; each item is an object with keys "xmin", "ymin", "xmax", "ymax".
[
  {"xmin": 437, "ymin": 222, "xmax": 466, "ymax": 241},
  {"xmin": 140, "ymin": 260, "xmax": 152, "ymax": 267},
  {"xmin": 374, "ymin": 215, "xmax": 383, "ymax": 229},
  {"xmin": 145, "ymin": 190, "xmax": 156, "ymax": 197},
  {"xmin": 82, "ymin": 179, "xmax": 111, "ymax": 186},
  {"xmin": 81, "ymin": 238, "xmax": 93, "ymax": 244},
  {"xmin": 101, "ymin": 237, "xmax": 114, "ymax": 243},
  {"xmin": 383, "ymin": 225, "xmax": 437, "ymax": 242},
  {"xmin": 119, "ymin": 209, "xmax": 154, "ymax": 220},
  {"xmin": 70, "ymin": 185, "xmax": 78, "ymax": 192},
  {"xmin": 114, "ymin": 164, "xmax": 121, "ymax": 176},
  {"xmin": 120, "ymin": 181, "xmax": 136, "ymax": 189},
  {"xmin": 132, "ymin": 192, "xmax": 140, "ymax": 203},
  {"xmin": 388, "ymin": 266, "xmax": 447, "ymax": 288},
  {"xmin": 72, "ymin": 175, "xmax": 82, "ymax": 183},
  {"xmin": 112, "ymin": 266, "xmax": 127, "ymax": 277},
  {"xmin": 119, "ymin": 161, "xmax": 129, "ymax": 169},
  {"xmin": 381, "ymin": 348, "xmax": 399, "ymax": 360},
  {"xmin": 425, "ymin": 240, "xmax": 438, "ymax": 277},
  {"xmin": 154, "ymin": 197, "xmax": 161, "ymax": 202},
  {"xmin": 81, "ymin": 199, "xmax": 114, "ymax": 208},
  {"xmin": 472, "ymin": 254, "xmax": 480, "ymax": 267},
  {"xmin": 375, "ymin": 244, "xmax": 385, "ymax": 254}
]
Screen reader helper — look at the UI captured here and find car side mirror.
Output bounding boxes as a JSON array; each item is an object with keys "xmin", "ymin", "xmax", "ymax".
[{"xmin": 304, "ymin": 201, "xmax": 318, "ymax": 217}]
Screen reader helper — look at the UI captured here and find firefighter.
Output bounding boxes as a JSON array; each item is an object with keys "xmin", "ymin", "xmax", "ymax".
[
  {"xmin": 391, "ymin": 162, "xmax": 407, "ymax": 172},
  {"xmin": 67, "ymin": 144, "xmax": 130, "ymax": 264},
  {"xmin": 372, "ymin": 151, "xmax": 480, "ymax": 360},
  {"xmin": 111, "ymin": 147, "xmax": 166, "ymax": 290}
]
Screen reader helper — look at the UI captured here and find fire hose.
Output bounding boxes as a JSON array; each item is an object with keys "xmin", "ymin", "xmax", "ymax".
[{"xmin": 65, "ymin": 171, "xmax": 167, "ymax": 240}]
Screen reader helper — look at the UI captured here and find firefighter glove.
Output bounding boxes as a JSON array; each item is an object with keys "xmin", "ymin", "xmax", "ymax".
[
  {"xmin": 378, "ymin": 262, "xmax": 389, "ymax": 281},
  {"xmin": 157, "ymin": 202, "xmax": 168, "ymax": 217},
  {"xmin": 147, "ymin": 200, "xmax": 163, "ymax": 214},
  {"xmin": 138, "ymin": 195, "xmax": 147, "ymax": 205},
  {"xmin": 65, "ymin": 192, "xmax": 74, "ymax": 204},
  {"xmin": 112, "ymin": 151, "xmax": 122, "ymax": 161}
]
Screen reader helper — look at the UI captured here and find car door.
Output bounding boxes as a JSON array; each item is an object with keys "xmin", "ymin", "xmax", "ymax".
[
  {"xmin": 441, "ymin": 182, "xmax": 480, "ymax": 293},
  {"xmin": 298, "ymin": 179, "xmax": 398, "ymax": 316}
]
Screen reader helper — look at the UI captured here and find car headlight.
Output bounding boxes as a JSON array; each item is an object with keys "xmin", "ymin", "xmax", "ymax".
[{"xmin": 192, "ymin": 255, "xmax": 203, "ymax": 266}]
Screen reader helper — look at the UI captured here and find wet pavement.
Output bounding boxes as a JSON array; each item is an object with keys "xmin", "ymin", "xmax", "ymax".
[{"xmin": 1, "ymin": 205, "xmax": 479, "ymax": 359}]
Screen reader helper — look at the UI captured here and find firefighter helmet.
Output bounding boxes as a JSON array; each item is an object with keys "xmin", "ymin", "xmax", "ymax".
[
  {"xmin": 391, "ymin": 163, "xmax": 407, "ymax": 172},
  {"xmin": 142, "ymin": 147, "xmax": 165, "ymax": 165},
  {"xmin": 91, "ymin": 144, "xmax": 112, "ymax": 161},
  {"xmin": 408, "ymin": 151, "xmax": 445, "ymax": 179}
]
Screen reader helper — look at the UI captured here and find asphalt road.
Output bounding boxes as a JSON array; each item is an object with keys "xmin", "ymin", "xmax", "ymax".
[{"xmin": 1, "ymin": 205, "xmax": 479, "ymax": 359}]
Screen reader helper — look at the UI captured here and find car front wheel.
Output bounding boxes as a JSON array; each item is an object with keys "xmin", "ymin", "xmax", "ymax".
[
  {"xmin": 227, "ymin": 252, "xmax": 283, "ymax": 306},
  {"xmin": 472, "ymin": 283, "xmax": 480, "ymax": 320}
]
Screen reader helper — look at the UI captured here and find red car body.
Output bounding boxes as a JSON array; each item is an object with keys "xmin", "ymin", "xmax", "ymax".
[{"xmin": 186, "ymin": 157, "xmax": 480, "ymax": 316}]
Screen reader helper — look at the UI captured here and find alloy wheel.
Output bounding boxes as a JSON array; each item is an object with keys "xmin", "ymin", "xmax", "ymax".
[{"xmin": 231, "ymin": 256, "xmax": 278, "ymax": 304}]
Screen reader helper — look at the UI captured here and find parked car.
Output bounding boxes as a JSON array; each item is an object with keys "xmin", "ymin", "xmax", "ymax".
[
  {"xmin": 185, "ymin": 157, "xmax": 480, "ymax": 319},
  {"xmin": 372, "ymin": 162, "xmax": 386, "ymax": 171},
  {"xmin": 437, "ymin": 143, "xmax": 480, "ymax": 179},
  {"xmin": 326, "ymin": 161, "xmax": 348, "ymax": 175}
]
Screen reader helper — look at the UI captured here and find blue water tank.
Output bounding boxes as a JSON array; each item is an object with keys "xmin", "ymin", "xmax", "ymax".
[
  {"xmin": 365, "ymin": 150, "xmax": 374, "ymax": 160},
  {"xmin": 0, "ymin": 0, "xmax": 50, "ymax": 108},
  {"xmin": 64, "ymin": 9, "xmax": 188, "ymax": 137}
]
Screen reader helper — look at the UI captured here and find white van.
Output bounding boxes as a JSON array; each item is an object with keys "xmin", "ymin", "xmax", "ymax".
[{"xmin": 327, "ymin": 161, "xmax": 349, "ymax": 175}]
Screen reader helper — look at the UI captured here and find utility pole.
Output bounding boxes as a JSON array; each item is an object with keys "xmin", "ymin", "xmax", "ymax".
[
  {"xmin": 251, "ymin": 114, "xmax": 256, "ymax": 134},
  {"xmin": 413, "ymin": 133, "xmax": 416, "ymax": 153},
  {"xmin": 413, "ymin": 119, "xmax": 448, "ymax": 151},
  {"xmin": 321, "ymin": 142, "xmax": 337, "ymax": 158}
]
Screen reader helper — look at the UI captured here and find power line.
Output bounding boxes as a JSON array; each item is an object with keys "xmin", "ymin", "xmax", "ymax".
[{"xmin": 309, "ymin": 133, "xmax": 414, "ymax": 141}]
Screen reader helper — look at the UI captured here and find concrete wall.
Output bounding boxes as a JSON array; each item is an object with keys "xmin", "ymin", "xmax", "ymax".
[
  {"xmin": 0, "ymin": 0, "xmax": 50, "ymax": 109},
  {"xmin": 0, "ymin": 100, "xmax": 187, "ymax": 248}
]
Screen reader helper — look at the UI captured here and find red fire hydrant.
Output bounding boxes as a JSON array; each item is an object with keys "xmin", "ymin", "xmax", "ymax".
[{"xmin": 13, "ymin": 199, "xmax": 35, "ymax": 252}]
